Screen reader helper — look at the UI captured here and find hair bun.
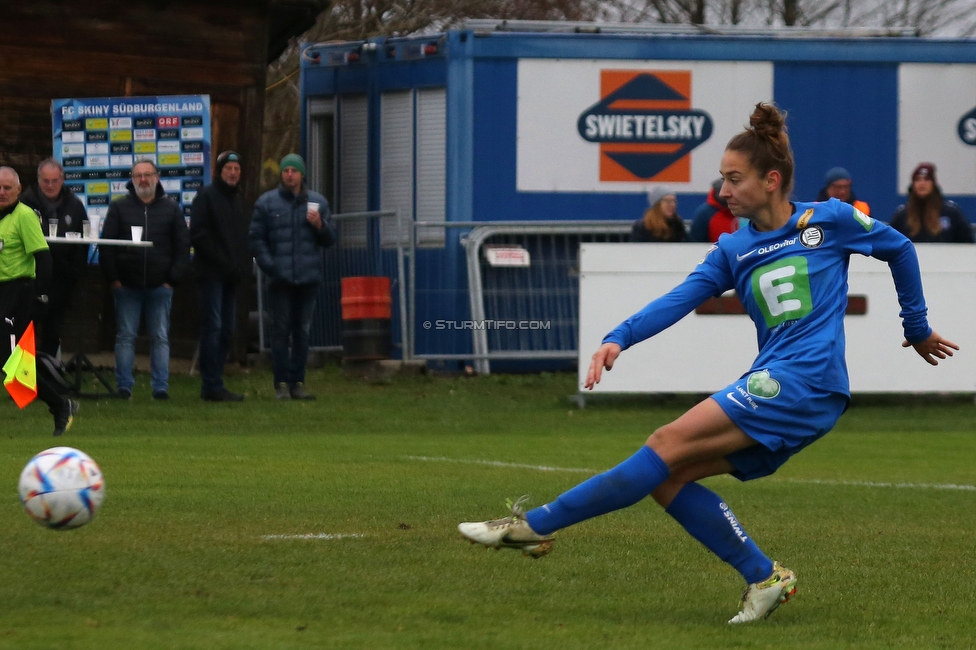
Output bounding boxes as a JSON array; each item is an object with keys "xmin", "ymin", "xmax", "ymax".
[{"xmin": 749, "ymin": 102, "xmax": 787, "ymax": 140}]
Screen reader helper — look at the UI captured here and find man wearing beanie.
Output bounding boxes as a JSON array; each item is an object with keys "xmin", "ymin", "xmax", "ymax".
[
  {"xmin": 816, "ymin": 166, "xmax": 871, "ymax": 215},
  {"xmin": 249, "ymin": 153, "xmax": 336, "ymax": 400},
  {"xmin": 190, "ymin": 151, "xmax": 247, "ymax": 402}
]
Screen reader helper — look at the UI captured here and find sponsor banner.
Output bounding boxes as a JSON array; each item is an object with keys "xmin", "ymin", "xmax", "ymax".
[
  {"xmin": 898, "ymin": 64, "xmax": 976, "ymax": 195},
  {"xmin": 517, "ymin": 59, "xmax": 773, "ymax": 193},
  {"xmin": 52, "ymin": 94, "xmax": 211, "ymax": 216}
]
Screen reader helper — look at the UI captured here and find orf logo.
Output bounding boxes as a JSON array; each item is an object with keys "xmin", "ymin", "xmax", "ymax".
[
  {"xmin": 958, "ymin": 106, "xmax": 976, "ymax": 146},
  {"xmin": 577, "ymin": 70, "xmax": 713, "ymax": 182}
]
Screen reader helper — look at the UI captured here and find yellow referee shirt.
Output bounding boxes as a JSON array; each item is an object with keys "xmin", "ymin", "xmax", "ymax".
[{"xmin": 0, "ymin": 202, "xmax": 49, "ymax": 281}]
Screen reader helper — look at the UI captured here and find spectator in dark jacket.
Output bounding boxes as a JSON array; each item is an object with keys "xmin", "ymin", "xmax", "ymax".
[
  {"xmin": 249, "ymin": 153, "xmax": 336, "ymax": 401},
  {"xmin": 690, "ymin": 178, "xmax": 739, "ymax": 243},
  {"xmin": 889, "ymin": 163, "xmax": 974, "ymax": 244},
  {"xmin": 815, "ymin": 167, "xmax": 871, "ymax": 216},
  {"xmin": 190, "ymin": 151, "xmax": 246, "ymax": 402},
  {"xmin": 19, "ymin": 158, "xmax": 89, "ymax": 357},
  {"xmin": 100, "ymin": 159, "xmax": 190, "ymax": 400},
  {"xmin": 631, "ymin": 187, "xmax": 687, "ymax": 243}
]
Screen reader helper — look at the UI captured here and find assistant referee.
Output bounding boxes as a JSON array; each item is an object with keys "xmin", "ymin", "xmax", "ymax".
[{"xmin": 0, "ymin": 166, "xmax": 78, "ymax": 436}]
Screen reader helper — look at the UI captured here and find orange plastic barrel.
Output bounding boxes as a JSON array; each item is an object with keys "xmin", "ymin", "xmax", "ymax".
[
  {"xmin": 340, "ymin": 277, "xmax": 392, "ymax": 360},
  {"xmin": 340, "ymin": 277, "xmax": 392, "ymax": 320}
]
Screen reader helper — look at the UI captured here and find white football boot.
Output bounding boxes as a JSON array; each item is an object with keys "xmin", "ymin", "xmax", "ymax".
[
  {"xmin": 728, "ymin": 561, "xmax": 797, "ymax": 624},
  {"xmin": 458, "ymin": 496, "xmax": 554, "ymax": 558}
]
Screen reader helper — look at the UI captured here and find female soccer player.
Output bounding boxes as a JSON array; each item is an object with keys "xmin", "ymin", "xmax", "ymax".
[{"xmin": 458, "ymin": 103, "xmax": 958, "ymax": 624}]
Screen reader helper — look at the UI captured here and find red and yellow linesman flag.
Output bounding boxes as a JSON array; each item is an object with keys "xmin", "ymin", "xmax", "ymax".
[{"xmin": 2, "ymin": 322, "xmax": 38, "ymax": 408}]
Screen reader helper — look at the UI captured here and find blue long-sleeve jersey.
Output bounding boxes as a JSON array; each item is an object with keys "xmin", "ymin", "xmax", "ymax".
[{"xmin": 604, "ymin": 198, "xmax": 931, "ymax": 395}]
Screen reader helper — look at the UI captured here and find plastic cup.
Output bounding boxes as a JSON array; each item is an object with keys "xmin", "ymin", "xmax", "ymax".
[
  {"xmin": 48, "ymin": 219, "xmax": 58, "ymax": 237},
  {"xmin": 82, "ymin": 220, "xmax": 91, "ymax": 238},
  {"xmin": 65, "ymin": 231, "xmax": 81, "ymax": 239},
  {"xmin": 131, "ymin": 226, "xmax": 143, "ymax": 242},
  {"xmin": 307, "ymin": 201, "xmax": 320, "ymax": 215},
  {"xmin": 89, "ymin": 216, "xmax": 101, "ymax": 239}
]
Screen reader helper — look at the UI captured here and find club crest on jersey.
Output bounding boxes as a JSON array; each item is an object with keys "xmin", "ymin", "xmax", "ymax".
[
  {"xmin": 746, "ymin": 370, "xmax": 781, "ymax": 399},
  {"xmin": 800, "ymin": 225, "xmax": 824, "ymax": 249},
  {"xmin": 577, "ymin": 70, "xmax": 713, "ymax": 182}
]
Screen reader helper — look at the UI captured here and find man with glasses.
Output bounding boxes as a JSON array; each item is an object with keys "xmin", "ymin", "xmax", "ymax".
[
  {"xmin": 20, "ymin": 158, "xmax": 89, "ymax": 356},
  {"xmin": 100, "ymin": 159, "xmax": 190, "ymax": 400}
]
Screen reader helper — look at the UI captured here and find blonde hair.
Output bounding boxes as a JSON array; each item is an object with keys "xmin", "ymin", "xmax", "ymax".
[{"xmin": 642, "ymin": 201, "xmax": 679, "ymax": 240}]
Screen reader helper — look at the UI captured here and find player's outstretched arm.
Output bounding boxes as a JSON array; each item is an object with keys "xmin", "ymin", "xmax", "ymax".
[
  {"xmin": 585, "ymin": 342, "xmax": 622, "ymax": 390},
  {"xmin": 902, "ymin": 331, "xmax": 959, "ymax": 366}
]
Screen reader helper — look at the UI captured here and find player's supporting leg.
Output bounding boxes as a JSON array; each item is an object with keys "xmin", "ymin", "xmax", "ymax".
[
  {"xmin": 654, "ymin": 465, "xmax": 794, "ymax": 624},
  {"xmin": 655, "ymin": 476, "xmax": 773, "ymax": 585}
]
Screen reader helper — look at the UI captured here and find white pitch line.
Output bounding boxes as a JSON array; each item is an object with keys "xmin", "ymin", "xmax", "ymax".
[
  {"xmin": 261, "ymin": 533, "xmax": 365, "ymax": 540},
  {"xmin": 404, "ymin": 455, "xmax": 597, "ymax": 473},
  {"xmin": 405, "ymin": 456, "xmax": 976, "ymax": 492},
  {"xmin": 779, "ymin": 478, "xmax": 976, "ymax": 492}
]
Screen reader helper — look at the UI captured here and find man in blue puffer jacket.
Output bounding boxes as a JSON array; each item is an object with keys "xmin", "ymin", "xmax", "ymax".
[{"xmin": 249, "ymin": 153, "xmax": 336, "ymax": 400}]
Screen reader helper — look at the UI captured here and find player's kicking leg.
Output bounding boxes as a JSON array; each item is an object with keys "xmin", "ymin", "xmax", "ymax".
[{"xmin": 457, "ymin": 496, "xmax": 554, "ymax": 558}]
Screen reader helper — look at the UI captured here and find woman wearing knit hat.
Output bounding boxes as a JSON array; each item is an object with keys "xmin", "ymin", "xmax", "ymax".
[
  {"xmin": 889, "ymin": 163, "xmax": 973, "ymax": 243},
  {"xmin": 631, "ymin": 187, "xmax": 687, "ymax": 242}
]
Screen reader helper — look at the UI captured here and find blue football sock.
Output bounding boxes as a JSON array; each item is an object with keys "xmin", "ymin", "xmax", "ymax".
[
  {"xmin": 664, "ymin": 482, "xmax": 773, "ymax": 584},
  {"xmin": 525, "ymin": 445, "xmax": 670, "ymax": 535}
]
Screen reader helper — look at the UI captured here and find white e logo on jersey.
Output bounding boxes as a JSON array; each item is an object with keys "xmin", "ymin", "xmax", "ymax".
[{"xmin": 751, "ymin": 257, "xmax": 814, "ymax": 327}]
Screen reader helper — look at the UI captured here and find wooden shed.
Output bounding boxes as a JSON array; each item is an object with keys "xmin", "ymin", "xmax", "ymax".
[{"xmin": 0, "ymin": 0, "xmax": 323, "ymax": 360}]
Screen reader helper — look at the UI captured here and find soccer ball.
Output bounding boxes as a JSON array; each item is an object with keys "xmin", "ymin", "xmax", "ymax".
[{"xmin": 18, "ymin": 446, "xmax": 105, "ymax": 530}]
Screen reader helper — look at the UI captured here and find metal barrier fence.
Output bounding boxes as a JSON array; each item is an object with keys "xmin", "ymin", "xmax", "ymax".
[
  {"xmin": 257, "ymin": 214, "xmax": 976, "ymax": 372},
  {"xmin": 256, "ymin": 210, "xmax": 408, "ymax": 356},
  {"xmin": 408, "ymin": 221, "xmax": 633, "ymax": 374}
]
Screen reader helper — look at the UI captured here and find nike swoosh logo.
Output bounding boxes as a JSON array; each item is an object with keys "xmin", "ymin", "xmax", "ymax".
[
  {"xmin": 726, "ymin": 392, "xmax": 749, "ymax": 410},
  {"xmin": 736, "ymin": 249, "xmax": 757, "ymax": 261}
]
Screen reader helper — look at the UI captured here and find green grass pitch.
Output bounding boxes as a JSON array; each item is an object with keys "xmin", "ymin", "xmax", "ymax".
[{"xmin": 1, "ymin": 366, "xmax": 974, "ymax": 649}]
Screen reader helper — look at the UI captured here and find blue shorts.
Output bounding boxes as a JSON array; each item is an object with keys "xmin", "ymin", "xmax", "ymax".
[{"xmin": 713, "ymin": 365, "xmax": 849, "ymax": 481}]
